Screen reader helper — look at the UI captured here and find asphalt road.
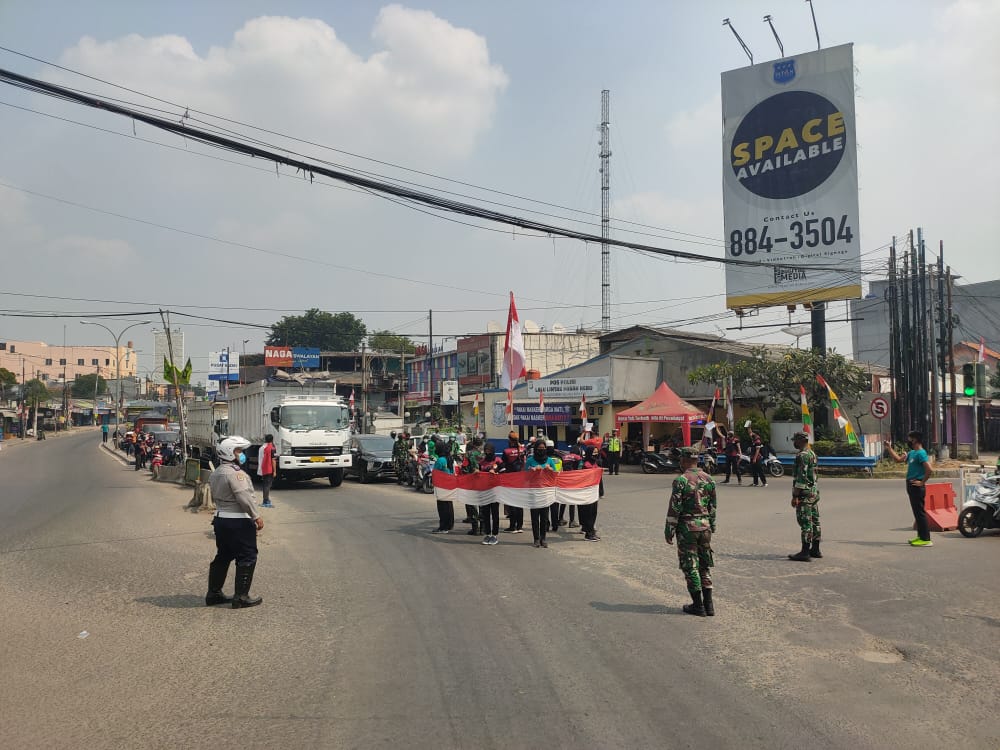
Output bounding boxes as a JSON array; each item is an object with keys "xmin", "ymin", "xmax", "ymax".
[{"xmin": 2, "ymin": 429, "xmax": 998, "ymax": 749}]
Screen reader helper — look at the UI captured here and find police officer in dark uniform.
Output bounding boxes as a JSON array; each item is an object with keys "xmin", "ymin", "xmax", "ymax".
[{"xmin": 206, "ymin": 436, "xmax": 264, "ymax": 609}]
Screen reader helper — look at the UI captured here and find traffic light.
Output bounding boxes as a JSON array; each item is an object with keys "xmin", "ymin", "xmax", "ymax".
[
  {"xmin": 976, "ymin": 363, "xmax": 989, "ymax": 398},
  {"xmin": 962, "ymin": 363, "xmax": 976, "ymax": 397}
]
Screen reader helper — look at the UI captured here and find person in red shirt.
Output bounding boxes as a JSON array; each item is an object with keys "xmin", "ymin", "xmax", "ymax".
[{"xmin": 257, "ymin": 433, "xmax": 277, "ymax": 508}]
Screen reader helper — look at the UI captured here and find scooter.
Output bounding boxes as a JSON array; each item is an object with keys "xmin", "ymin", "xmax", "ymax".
[
  {"xmin": 699, "ymin": 447, "xmax": 718, "ymax": 475},
  {"xmin": 641, "ymin": 449, "xmax": 681, "ymax": 474},
  {"xmin": 957, "ymin": 473, "xmax": 1000, "ymax": 538},
  {"xmin": 414, "ymin": 455, "xmax": 435, "ymax": 494},
  {"xmin": 735, "ymin": 453, "xmax": 786, "ymax": 478}
]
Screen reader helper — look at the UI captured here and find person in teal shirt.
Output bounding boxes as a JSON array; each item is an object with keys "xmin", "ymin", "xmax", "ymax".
[
  {"xmin": 887, "ymin": 430, "xmax": 933, "ymax": 547},
  {"xmin": 431, "ymin": 440, "xmax": 455, "ymax": 534},
  {"xmin": 525, "ymin": 441, "xmax": 559, "ymax": 548}
]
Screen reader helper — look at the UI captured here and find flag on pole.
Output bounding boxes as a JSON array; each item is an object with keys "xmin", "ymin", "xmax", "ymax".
[
  {"xmin": 799, "ymin": 385, "xmax": 813, "ymax": 444},
  {"xmin": 816, "ymin": 374, "xmax": 858, "ymax": 445},
  {"xmin": 725, "ymin": 376, "xmax": 735, "ymax": 428},
  {"xmin": 979, "ymin": 336, "xmax": 986, "ymax": 363},
  {"xmin": 506, "ymin": 389, "xmax": 513, "ymax": 426},
  {"xmin": 539, "ymin": 390, "xmax": 545, "ymax": 414},
  {"xmin": 473, "ymin": 393, "xmax": 480, "ymax": 433},
  {"xmin": 709, "ymin": 387, "xmax": 720, "ymax": 418},
  {"xmin": 349, "ymin": 389, "xmax": 355, "ymax": 409},
  {"xmin": 579, "ymin": 393, "xmax": 587, "ymax": 421},
  {"xmin": 499, "ymin": 292, "xmax": 527, "ymax": 391}
]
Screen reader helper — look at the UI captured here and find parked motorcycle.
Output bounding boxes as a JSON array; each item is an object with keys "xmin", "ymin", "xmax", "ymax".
[
  {"xmin": 699, "ymin": 447, "xmax": 718, "ymax": 475},
  {"xmin": 641, "ymin": 449, "xmax": 681, "ymax": 474},
  {"xmin": 958, "ymin": 473, "xmax": 1000, "ymax": 538},
  {"xmin": 414, "ymin": 455, "xmax": 435, "ymax": 494},
  {"xmin": 734, "ymin": 453, "xmax": 785, "ymax": 478}
]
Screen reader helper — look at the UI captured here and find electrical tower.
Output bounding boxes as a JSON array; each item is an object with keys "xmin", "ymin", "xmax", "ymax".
[{"xmin": 600, "ymin": 89, "xmax": 611, "ymax": 331}]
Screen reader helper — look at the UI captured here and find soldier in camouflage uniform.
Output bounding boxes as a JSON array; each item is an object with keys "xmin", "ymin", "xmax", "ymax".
[
  {"xmin": 665, "ymin": 447, "xmax": 717, "ymax": 617},
  {"xmin": 788, "ymin": 431, "xmax": 821, "ymax": 561}
]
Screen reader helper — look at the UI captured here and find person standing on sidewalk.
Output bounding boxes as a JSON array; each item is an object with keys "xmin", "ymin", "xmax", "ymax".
[
  {"xmin": 257, "ymin": 433, "xmax": 276, "ymax": 508},
  {"xmin": 101, "ymin": 422, "xmax": 109, "ymax": 444},
  {"xmin": 607, "ymin": 428, "xmax": 622, "ymax": 475},
  {"xmin": 665, "ymin": 448, "xmax": 717, "ymax": 616},
  {"xmin": 886, "ymin": 431, "xmax": 934, "ymax": 547},
  {"xmin": 787, "ymin": 432, "xmax": 821, "ymax": 561},
  {"xmin": 206, "ymin": 436, "xmax": 264, "ymax": 608}
]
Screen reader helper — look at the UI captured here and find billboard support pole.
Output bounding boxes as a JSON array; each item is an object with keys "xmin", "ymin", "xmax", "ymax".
[
  {"xmin": 811, "ymin": 302, "xmax": 828, "ymax": 435},
  {"xmin": 762, "ymin": 15, "xmax": 784, "ymax": 58},
  {"xmin": 722, "ymin": 19, "xmax": 753, "ymax": 64},
  {"xmin": 805, "ymin": 0, "xmax": 821, "ymax": 50}
]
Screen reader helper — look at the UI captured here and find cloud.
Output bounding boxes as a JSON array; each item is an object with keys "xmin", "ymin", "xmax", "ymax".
[
  {"xmin": 664, "ymin": 94, "xmax": 721, "ymax": 151},
  {"xmin": 46, "ymin": 235, "xmax": 135, "ymax": 265},
  {"xmin": 55, "ymin": 8, "xmax": 508, "ymax": 162}
]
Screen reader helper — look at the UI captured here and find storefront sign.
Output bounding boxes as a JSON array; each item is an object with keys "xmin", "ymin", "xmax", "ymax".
[
  {"xmin": 525, "ymin": 376, "xmax": 609, "ymax": 401},
  {"xmin": 512, "ymin": 403, "xmax": 574, "ymax": 425}
]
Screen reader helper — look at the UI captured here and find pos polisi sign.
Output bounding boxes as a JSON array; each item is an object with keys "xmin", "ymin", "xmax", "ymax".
[{"xmin": 721, "ymin": 44, "xmax": 861, "ymax": 310}]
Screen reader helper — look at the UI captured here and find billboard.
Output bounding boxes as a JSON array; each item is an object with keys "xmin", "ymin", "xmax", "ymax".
[
  {"xmin": 722, "ymin": 44, "xmax": 860, "ymax": 309},
  {"xmin": 264, "ymin": 346, "xmax": 292, "ymax": 367},
  {"xmin": 208, "ymin": 351, "xmax": 240, "ymax": 381},
  {"xmin": 458, "ymin": 335, "xmax": 493, "ymax": 387},
  {"xmin": 292, "ymin": 348, "xmax": 320, "ymax": 368}
]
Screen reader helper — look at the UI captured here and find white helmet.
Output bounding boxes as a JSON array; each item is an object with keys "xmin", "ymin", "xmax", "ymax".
[{"xmin": 218, "ymin": 436, "xmax": 251, "ymax": 462}]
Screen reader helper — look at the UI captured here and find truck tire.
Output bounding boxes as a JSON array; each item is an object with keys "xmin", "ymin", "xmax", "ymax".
[{"xmin": 328, "ymin": 468, "xmax": 344, "ymax": 487}]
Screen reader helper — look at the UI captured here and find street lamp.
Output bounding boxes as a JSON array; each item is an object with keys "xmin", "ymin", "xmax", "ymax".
[{"xmin": 81, "ymin": 320, "xmax": 150, "ymax": 439}]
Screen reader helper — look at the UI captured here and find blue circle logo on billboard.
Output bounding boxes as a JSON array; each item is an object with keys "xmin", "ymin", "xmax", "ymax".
[{"xmin": 731, "ymin": 90, "xmax": 846, "ymax": 200}]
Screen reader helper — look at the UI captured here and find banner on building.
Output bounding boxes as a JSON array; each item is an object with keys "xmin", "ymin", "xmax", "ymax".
[
  {"xmin": 441, "ymin": 380, "xmax": 459, "ymax": 406},
  {"xmin": 525, "ymin": 376, "xmax": 609, "ymax": 401},
  {"xmin": 722, "ymin": 44, "xmax": 861, "ymax": 309},
  {"xmin": 458, "ymin": 335, "xmax": 493, "ymax": 387},
  {"xmin": 511, "ymin": 403, "xmax": 575, "ymax": 425}
]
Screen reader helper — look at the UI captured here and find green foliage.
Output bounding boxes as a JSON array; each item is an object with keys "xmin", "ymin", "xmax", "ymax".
[
  {"xmin": 812, "ymin": 439, "xmax": 864, "ymax": 457},
  {"xmin": 369, "ymin": 330, "xmax": 416, "ymax": 353},
  {"xmin": 266, "ymin": 309, "xmax": 367, "ymax": 351},
  {"xmin": 71, "ymin": 373, "xmax": 108, "ymax": 397},
  {"xmin": 990, "ymin": 363, "xmax": 1000, "ymax": 394},
  {"xmin": 738, "ymin": 408, "xmax": 770, "ymax": 444},
  {"xmin": 688, "ymin": 346, "xmax": 870, "ymax": 417},
  {"xmin": 0, "ymin": 367, "xmax": 16, "ymax": 387},
  {"xmin": 23, "ymin": 378, "xmax": 49, "ymax": 404},
  {"xmin": 241, "ymin": 353, "xmax": 264, "ymax": 366},
  {"xmin": 770, "ymin": 402, "xmax": 800, "ymax": 421}
]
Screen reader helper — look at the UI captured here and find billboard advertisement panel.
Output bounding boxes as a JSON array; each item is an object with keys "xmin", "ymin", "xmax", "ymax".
[
  {"xmin": 458, "ymin": 335, "xmax": 493, "ymax": 387},
  {"xmin": 208, "ymin": 351, "xmax": 240, "ymax": 381},
  {"xmin": 264, "ymin": 346, "xmax": 292, "ymax": 367},
  {"xmin": 722, "ymin": 44, "xmax": 860, "ymax": 309},
  {"xmin": 292, "ymin": 347, "xmax": 320, "ymax": 368}
]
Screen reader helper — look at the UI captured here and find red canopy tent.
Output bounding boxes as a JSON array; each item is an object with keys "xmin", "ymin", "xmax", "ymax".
[{"xmin": 615, "ymin": 381, "xmax": 707, "ymax": 447}]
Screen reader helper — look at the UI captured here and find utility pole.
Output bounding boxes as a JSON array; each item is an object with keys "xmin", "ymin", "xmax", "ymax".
[
  {"xmin": 899, "ymin": 243, "xmax": 912, "ymax": 438},
  {"xmin": 427, "ymin": 309, "xmax": 434, "ymax": 416},
  {"xmin": 887, "ymin": 237, "xmax": 901, "ymax": 442},
  {"xmin": 810, "ymin": 301, "xmax": 827, "ymax": 434},
  {"xmin": 159, "ymin": 310, "xmax": 187, "ymax": 459},
  {"xmin": 928, "ymin": 259, "xmax": 941, "ymax": 460},
  {"xmin": 946, "ymin": 265, "xmax": 958, "ymax": 458},
  {"xmin": 361, "ymin": 339, "xmax": 368, "ymax": 433},
  {"xmin": 20, "ymin": 358, "xmax": 25, "ymax": 439},
  {"xmin": 935, "ymin": 248, "xmax": 947, "ymax": 457},
  {"xmin": 600, "ymin": 89, "xmax": 611, "ymax": 332},
  {"xmin": 62, "ymin": 324, "xmax": 67, "ymax": 431}
]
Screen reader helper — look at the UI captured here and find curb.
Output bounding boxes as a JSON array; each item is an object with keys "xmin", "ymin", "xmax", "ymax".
[{"xmin": 101, "ymin": 442, "xmax": 132, "ymax": 467}]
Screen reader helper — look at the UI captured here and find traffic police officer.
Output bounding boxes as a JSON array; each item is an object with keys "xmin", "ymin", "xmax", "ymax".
[
  {"xmin": 206, "ymin": 436, "xmax": 264, "ymax": 609},
  {"xmin": 607, "ymin": 429, "xmax": 622, "ymax": 475}
]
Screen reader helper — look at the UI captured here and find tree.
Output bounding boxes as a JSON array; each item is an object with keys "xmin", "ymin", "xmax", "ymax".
[
  {"xmin": 266, "ymin": 309, "xmax": 367, "ymax": 351},
  {"xmin": 0, "ymin": 367, "xmax": 16, "ymax": 388},
  {"xmin": 688, "ymin": 347, "xmax": 870, "ymax": 418},
  {"xmin": 23, "ymin": 378, "xmax": 49, "ymax": 405},
  {"xmin": 369, "ymin": 330, "xmax": 416, "ymax": 353},
  {"xmin": 71, "ymin": 373, "xmax": 108, "ymax": 398}
]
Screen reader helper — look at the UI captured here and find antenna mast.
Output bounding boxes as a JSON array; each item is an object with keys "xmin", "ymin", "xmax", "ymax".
[{"xmin": 600, "ymin": 89, "xmax": 611, "ymax": 332}]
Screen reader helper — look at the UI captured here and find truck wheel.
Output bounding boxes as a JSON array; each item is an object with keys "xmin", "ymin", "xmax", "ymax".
[{"xmin": 328, "ymin": 468, "xmax": 344, "ymax": 488}]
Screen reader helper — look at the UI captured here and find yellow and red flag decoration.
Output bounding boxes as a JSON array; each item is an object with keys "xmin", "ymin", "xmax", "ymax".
[
  {"xmin": 799, "ymin": 385, "xmax": 813, "ymax": 444},
  {"xmin": 816, "ymin": 375, "xmax": 858, "ymax": 445},
  {"xmin": 473, "ymin": 393, "xmax": 480, "ymax": 433},
  {"xmin": 539, "ymin": 390, "xmax": 545, "ymax": 414}
]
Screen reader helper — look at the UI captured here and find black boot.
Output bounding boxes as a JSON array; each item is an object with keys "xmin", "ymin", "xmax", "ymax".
[
  {"xmin": 205, "ymin": 560, "xmax": 232, "ymax": 606},
  {"xmin": 788, "ymin": 543, "xmax": 812, "ymax": 562},
  {"xmin": 809, "ymin": 541, "xmax": 822, "ymax": 558},
  {"xmin": 702, "ymin": 587, "xmax": 715, "ymax": 617},
  {"xmin": 231, "ymin": 563, "xmax": 262, "ymax": 609},
  {"xmin": 682, "ymin": 590, "xmax": 706, "ymax": 617}
]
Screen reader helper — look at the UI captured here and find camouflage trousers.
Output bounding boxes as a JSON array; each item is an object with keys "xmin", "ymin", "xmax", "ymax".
[
  {"xmin": 676, "ymin": 527, "xmax": 713, "ymax": 594},
  {"xmin": 795, "ymin": 498, "xmax": 821, "ymax": 544}
]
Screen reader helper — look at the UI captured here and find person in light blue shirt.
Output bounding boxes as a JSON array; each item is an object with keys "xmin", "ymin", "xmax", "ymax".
[
  {"xmin": 887, "ymin": 430, "xmax": 934, "ymax": 547},
  {"xmin": 431, "ymin": 440, "xmax": 455, "ymax": 534},
  {"xmin": 525, "ymin": 441, "xmax": 558, "ymax": 548}
]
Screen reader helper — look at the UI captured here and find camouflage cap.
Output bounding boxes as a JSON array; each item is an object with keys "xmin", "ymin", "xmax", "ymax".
[
  {"xmin": 792, "ymin": 431, "xmax": 809, "ymax": 442},
  {"xmin": 678, "ymin": 447, "xmax": 698, "ymax": 459}
]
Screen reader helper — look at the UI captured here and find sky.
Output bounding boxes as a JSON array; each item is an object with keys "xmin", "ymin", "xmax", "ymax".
[{"xmin": 0, "ymin": 0, "xmax": 998, "ymax": 386}]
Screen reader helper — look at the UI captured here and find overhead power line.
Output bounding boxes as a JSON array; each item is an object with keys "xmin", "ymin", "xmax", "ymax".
[{"xmin": 0, "ymin": 66, "xmax": 866, "ymax": 275}]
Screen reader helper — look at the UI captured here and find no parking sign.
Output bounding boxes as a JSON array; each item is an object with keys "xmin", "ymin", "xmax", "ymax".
[{"xmin": 870, "ymin": 396, "xmax": 889, "ymax": 420}]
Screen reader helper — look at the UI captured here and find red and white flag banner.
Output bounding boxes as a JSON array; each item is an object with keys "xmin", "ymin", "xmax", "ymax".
[{"xmin": 433, "ymin": 467, "xmax": 602, "ymax": 508}]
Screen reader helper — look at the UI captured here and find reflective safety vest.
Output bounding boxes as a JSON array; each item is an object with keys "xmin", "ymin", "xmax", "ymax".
[{"xmin": 608, "ymin": 437, "xmax": 621, "ymax": 452}]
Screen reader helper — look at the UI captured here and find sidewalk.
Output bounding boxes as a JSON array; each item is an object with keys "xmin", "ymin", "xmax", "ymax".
[{"xmin": 0, "ymin": 426, "xmax": 85, "ymax": 454}]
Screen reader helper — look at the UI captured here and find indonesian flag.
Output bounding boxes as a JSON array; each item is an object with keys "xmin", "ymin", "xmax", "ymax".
[
  {"xmin": 433, "ymin": 467, "xmax": 602, "ymax": 508},
  {"xmin": 539, "ymin": 390, "xmax": 545, "ymax": 414},
  {"xmin": 979, "ymin": 336, "xmax": 986, "ymax": 363},
  {"xmin": 709, "ymin": 387, "xmax": 720, "ymax": 418},
  {"xmin": 349, "ymin": 389, "xmax": 355, "ymax": 409},
  {"xmin": 499, "ymin": 291, "xmax": 527, "ymax": 391},
  {"xmin": 816, "ymin": 374, "xmax": 858, "ymax": 445},
  {"xmin": 725, "ymin": 376, "xmax": 735, "ymax": 427},
  {"xmin": 800, "ymin": 385, "xmax": 813, "ymax": 444},
  {"xmin": 579, "ymin": 393, "xmax": 587, "ymax": 420}
]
